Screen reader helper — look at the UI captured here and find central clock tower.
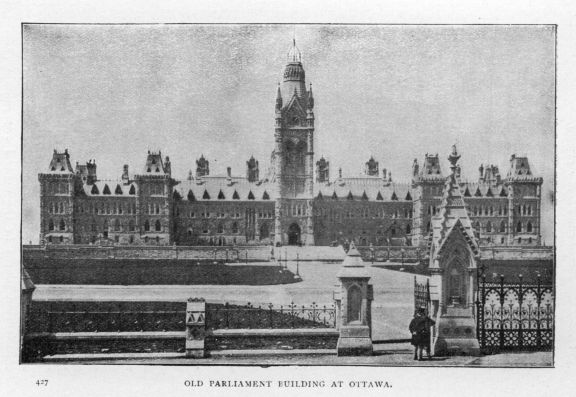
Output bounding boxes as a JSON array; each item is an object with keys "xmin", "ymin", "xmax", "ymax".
[{"xmin": 274, "ymin": 40, "xmax": 315, "ymax": 246}]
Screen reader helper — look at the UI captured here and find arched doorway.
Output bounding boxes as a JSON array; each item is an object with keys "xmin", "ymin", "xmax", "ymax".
[{"xmin": 287, "ymin": 223, "xmax": 301, "ymax": 245}]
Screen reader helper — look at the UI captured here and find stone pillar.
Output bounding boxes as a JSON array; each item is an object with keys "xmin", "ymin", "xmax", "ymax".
[
  {"xmin": 20, "ymin": 269, "xmax": 36, "ymax": 362},
  {"xmin": 335, "ymin": 242, "xmax": 373, "ymax": 356},
  {"xmin": 185, "ymin": 298, "xmax": 206, "ymax": 358}
]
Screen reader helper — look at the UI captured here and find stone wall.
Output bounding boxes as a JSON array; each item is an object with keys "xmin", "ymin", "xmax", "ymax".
[{"xmin": 22, "ymin": 244, "xmax": 271, "ymax": 262}]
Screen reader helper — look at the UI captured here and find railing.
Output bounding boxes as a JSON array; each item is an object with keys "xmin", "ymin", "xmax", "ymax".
[
  {"xmin": 29, "ymin": 302, "xmax": 186, "ymax": 333},
  {"xmin": 414, "ymin": 276, "xmax": 431, "ymax": 315},
  {"xmin": 476, "ymin": 274, "xmax": 554, "ymax": 352},
  {"xmin": 206, "ymin": 302, "xmax": 337, "ymax": 330}
]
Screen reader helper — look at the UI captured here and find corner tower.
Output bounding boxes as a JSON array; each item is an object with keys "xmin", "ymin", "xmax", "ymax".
[{"xmin": 274, "ymin": 39, "xmax": 315, "ymax": 246}]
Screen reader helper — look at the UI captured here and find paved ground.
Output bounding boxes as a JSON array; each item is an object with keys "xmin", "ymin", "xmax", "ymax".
[
  {"xmin": 33, "ymin": 261, "xmax": 416, "ymax": 341},
  {"xmin": 42, "ymin": 345, "xmax": 553, "ymax": 367}
]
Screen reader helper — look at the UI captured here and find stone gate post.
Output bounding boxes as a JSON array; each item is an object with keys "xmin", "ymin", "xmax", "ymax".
[
  {"xmin": 335, "ymin": 242, "xmax": 373, "ymax": 356},
  {"xmin": 185, "ymin": 298, "xmax": 206, "ymax": 358}
]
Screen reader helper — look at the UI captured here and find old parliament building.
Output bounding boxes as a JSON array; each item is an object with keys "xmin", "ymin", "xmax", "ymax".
[{"xmin": 38, "ymin": 41, "xmax": 544, "ymax": 248}]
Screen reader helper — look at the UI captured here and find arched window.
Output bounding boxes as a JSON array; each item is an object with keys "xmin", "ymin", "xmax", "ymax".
[
  {"xmin": 260, "ymin": 223, "xmax": 269, "ymax": 240},
  {"xmin": 144, "ymin": 220, "xmax": 150, "ymax": 232},
  {"xmin": 527, "ymin": 222, "xmax": 533, "ymax": 233},
  {"xmin": 486, "ymin": 221, "xmax": 492, "ymax": 233},
  {"xmin": 114, "ymin": 219, "xmax": 121, "ymax": 231},
  {"xmin": 500, "ymin": 221, "xmax": 506, "ymax": 233},
  {"xmin": 406, "ymin": 223, "xmax": 412, "ymax": 234},
  {"xmin": 516, "ymin": 222, "xmax": 522, "ymax": 233},
  {"xmin": 59, "ymin": 219, "xmax": 66, "ymax": 231},
  {"xmin": 217, "ymin": 223, "xmax": 224, "ymax": 234},
  {"xmin": 155, "ymin": 220, "xmax": 162, "ymax": 231},
  {"xmin": 426, "ymin": 221, "xmax": 431, "ymax": 233},
  {"xmin": 128, "ymin": 220, "xmax": 135, "ymax": 232},
  {"xmin": 155, "ymin": 204, "xmax": 160, "ymax": 214},
  {"xmin": 232, "ymin": 222, "xmax": 238, "ymax": 234},
  {"xmin": 347, "ymin": 285, "xmax": 362, "ymax": 323},
  {"xmin": 48, "ymin": 219, "xmax": 55, "ymax": 231}
]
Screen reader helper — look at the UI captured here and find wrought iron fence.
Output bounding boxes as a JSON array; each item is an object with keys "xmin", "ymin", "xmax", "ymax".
[
  {"xmin": 476, "ymin": 274, "xmax": 554, "ymax": 352},
  {"xmin": 28, "ymin": 302, "xmax": 187, "ymax": 333},
  {"xmin": 414, "ymin": 276, "xmax": 431, "ymax": 315},
  {"xmin": 206, "ymin": 302, "xmax": 337, "ymax": 330}
]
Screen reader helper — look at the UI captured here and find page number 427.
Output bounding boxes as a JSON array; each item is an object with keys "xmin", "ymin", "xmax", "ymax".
[{"xmin": 35, "ymin": 380, "xmax": 48, "ymax": 387}]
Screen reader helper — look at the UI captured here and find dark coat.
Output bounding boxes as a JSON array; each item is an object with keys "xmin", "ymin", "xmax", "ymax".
[{"xmin": 409, "ymin": 315, "xmax": 435, "ymax": 347}]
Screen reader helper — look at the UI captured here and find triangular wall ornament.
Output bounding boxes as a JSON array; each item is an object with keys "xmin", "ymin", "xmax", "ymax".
[
  {"xmin": 391, "ymin": 191, "xmax": 398, "ymax": 201},
  {"xmin": 248, "ymin": 191, "xmax": 255, "ymax": 200},
  {"xmin": 202, "ymin": 190, "xmax": 210, "ymax": 200},
  {"xmin": 376, "ymin": 191, "xmax": 384, "ymax": 201},
  {"xmin": 232, "ymin": 190, "xmax": 240, "ymax": 200},
  {"xmin": 188, "ymin": 190, "xmax": 196, "ymax": 201},
  {"xmin": 217, "ymin": 190, "xmax": 225, "ymax": 200},
  {"xmin": 332, "ymin": 191, "xmax": 338, "ymax": 200}
]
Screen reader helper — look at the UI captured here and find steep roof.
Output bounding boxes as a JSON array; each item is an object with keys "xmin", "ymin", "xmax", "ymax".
[
  {"xmin": 81, "ymin": 180, "xmax": 137, "ymax": 197},
  {"xmin": 175, "ymin": 177, "xmax": 276, "ymax": 202},
  {"xmin": 314, "ymin": 177, "xmax": 412, "ymax": 202},
  {"xmin": 430, "ymin": 149, "xmax": 479, "ymax": 260},
  {"xmin": 47, "ymin": 150, "xmax": 74, "ymax": 174}
]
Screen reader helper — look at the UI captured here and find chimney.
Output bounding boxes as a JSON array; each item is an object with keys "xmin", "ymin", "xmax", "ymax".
[{"xmin": 122, "ymin": 164, "xmax": 129, "ymax": 184}]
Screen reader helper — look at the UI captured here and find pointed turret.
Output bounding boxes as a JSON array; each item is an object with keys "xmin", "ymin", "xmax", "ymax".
[
  {"xmin": 275, "ymin": 83, "xmax": 283, "ymax": 111},
  {"xmin": 307, "ymin": 83, "xmax": 314, "ymax": 109}
]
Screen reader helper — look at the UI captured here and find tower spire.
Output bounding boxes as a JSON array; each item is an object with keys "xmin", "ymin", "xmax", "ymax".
[{"xmin": 276, "ymin": 83, "xmax": 283, "ymax": 110}]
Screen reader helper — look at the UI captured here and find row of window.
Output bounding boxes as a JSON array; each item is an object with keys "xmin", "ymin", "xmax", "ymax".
[
  {"xmin": 90, "ymin": 184, "xmax": 136, "ymax": 195},
  {"xmin": 180, "ymin": 189, "xmax": 270, "ymax": 201},
  {"xmin": 317, "ymin": 190, "xmax": 412, "ymax": 201},
  {"xmin": 174, "ymin": 207, "xmax": 273, "ymax": 219},
  {"xmin": 47, "ymin": 202, "xmax": 67, "ymax": 214},
  {"xmin": 182, "ymin": 222, "xmax": 271, "ymax": 237},
  {"xmin": 45, "ymin": 182, "xmax": 70, "ymax": 195},
  {"xmin": 424, "ymin": 220, "xmax": 536, "ymax": 234},
  {"xmin": 77, "ymin": 201, "xmax": 138, "ymax": 215},
  {"xmin": 315, "ymin": 207, "xmax": 412, "ymax": 220}
]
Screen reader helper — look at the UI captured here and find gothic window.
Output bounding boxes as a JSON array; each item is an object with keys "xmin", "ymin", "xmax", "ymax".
[
  {"xmin": 406, "ymin": 223, "xmax": 412, "ymax": 234},
  {"xmin": 114, "ymin": 219, "xmax": 120, "ymax": 231},
  {"xmin": 118, "ymin": 203, "xmax": 123, "ymax": 214},
  {"xmin": 262, "ymin": 191, "xmax": 270, "ymax": 200},
  {"xmin": 500, "ymin": 221, "xmax": 506, "ymax": 233},
  {"xmin": 516, "ymin": 222, "xmax": 522, "ymax": 233},
  {"xmin": 155, "ymin": 220, "xmax": 162, "ymax": 232},
  {"xmin": 59, "ymin": 219, "xmax": 65, "ymax": 231},
  {"xmin": 489, "ymin": 206, "xmax": 493, "ymax": 215},
  {"xmin": 522, "ymin": 205, "xmax": 526, "ymax": 215},
  {"xmin": 91, "ymin": 185, "xmax": 99, "ymax": 195},
  {"xmin": 187, "ymin": 228, "xmax": 193, "ymax": 237},
  {"xmin": 144, "ymin": 220, "xmax": 150, "ymax": 232},
  {"xmin": 528, "ymin": 205, "xmax": 532, "ymax": 215},
  {"xmin": 155, "ymin": 204, "xmax": 160, "ymax": 214},
  {"xmin": 103, "ymin": 184, "xmax": 111, "ymax": 195},
  {"xmin": 248, "ymin": 191, "xmax": 255, "ymax": 200},
  {"xmin": 218, "ymin": 190, "xmax": 225, "ymax": 200},
  {"xmin": 527, "ymin": 222, "xmax": 533, "ymax": 233},
  {"xmin": 232, "ymin": 222, "xmax": 239, "ymax": 234},
  {"xmin": 48, "ymin": 219, "xmax": 54, "ymax": 231},
  {"xmin": 91, "ymin": 220, "xmax": 97, "ymax": 232},
  {"xmin": 202, "ymin": 190, "xmax": 210, "ymax": 200},
  {"xmin": 128, "ymin": 220, "xmax": 135, "ymax": 232},
  {"xmin": 347, "ymin": 285, "xmax": 362, "ymax": 323},
  {"xmin": 115, "ymin": 185, "xmax": 123, "ymax": 195},
  {"xmin": 486, "ymin": 221, "xmax": 492, "ymax": 233},
  {"xmin": 59, "ymin": 236, "xmax": 63, "ymax": 242}
]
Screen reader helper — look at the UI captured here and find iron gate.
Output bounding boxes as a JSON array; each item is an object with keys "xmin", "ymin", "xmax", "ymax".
[{"xmin": 476, "ymin": 275, "xmax": 554, "ymax": 352}]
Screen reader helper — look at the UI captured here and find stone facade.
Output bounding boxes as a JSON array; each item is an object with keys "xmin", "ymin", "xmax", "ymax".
[{"xmin": 38, "ymin": 41, "xmax": 544, "ymax": 248}]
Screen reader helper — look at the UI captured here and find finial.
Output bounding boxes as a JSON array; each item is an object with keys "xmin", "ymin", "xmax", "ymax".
[{"xmin": 448, "ymin": 144, "xmax": 461, "ymax": 173}]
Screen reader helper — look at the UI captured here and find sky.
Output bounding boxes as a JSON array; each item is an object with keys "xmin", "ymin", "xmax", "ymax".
[{"xmin": 22, "ymin": 24, "xmax": 555, "ymax": 244}]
